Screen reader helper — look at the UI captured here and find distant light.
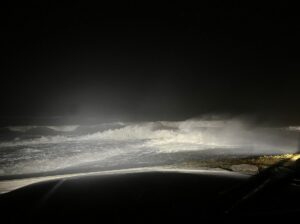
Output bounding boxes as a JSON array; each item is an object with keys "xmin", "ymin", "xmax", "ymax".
[{"xmin": 291, "ymin": 154, "xmax": 300, "ymax": 161}]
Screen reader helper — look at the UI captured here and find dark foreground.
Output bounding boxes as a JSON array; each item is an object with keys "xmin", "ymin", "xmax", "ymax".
[{"xmin": 1, "ymin": 169, "xmax": 300, "ymax": 223}]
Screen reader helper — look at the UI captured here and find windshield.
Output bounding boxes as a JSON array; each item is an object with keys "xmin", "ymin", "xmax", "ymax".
[{"xmin": 1, "ymin": 3, "xmax": 300, "ymax": 195}]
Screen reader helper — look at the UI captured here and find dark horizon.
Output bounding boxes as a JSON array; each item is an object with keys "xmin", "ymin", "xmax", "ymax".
[{"xmin": 1, "ymin": 2, "xmax": 300, "ymax": 124}]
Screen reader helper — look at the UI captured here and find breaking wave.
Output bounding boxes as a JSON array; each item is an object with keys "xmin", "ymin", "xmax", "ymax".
[
  {"xmin": 288, "ymin": 126, "xmax": 300, "ymax": 131},
  {"xmin": 0, "ymin": 119, "xmax": 298, "ymax": 176},
  {"xmin": 1, "ymin": 119, "xmax": 298, "ymax": 150},
  {"xmin": 8, "ymin": 125, "xmax": 80, "ymax": 133}
]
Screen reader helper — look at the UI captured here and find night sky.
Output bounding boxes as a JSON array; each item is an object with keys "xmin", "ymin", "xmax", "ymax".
[{"xmin": 1, "ymin": 2, "xmax": 300, "ymax": 123}]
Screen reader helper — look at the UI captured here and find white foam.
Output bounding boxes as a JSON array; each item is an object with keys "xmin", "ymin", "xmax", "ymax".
[
  {"xmin": 1, "ymin": 119, "xmax": 297, "ymax": 152},
  {"xmin": 46, "ymin": 125, "xmax": 79, "ymax": 132},
  {"xmin": 0, "ymin": 119, "xmax": 298, "ymax": 176},
  {"xmin": 288, "ymin": 126, "xmax": 300, "ymax": 131},
  {"xmin": 0, "ymin": 146, "xmax": 124, "ymax": 175}
]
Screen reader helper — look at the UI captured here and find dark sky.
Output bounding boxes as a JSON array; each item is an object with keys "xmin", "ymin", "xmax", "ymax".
[{"xmin": 1, "ymin": 1, "xmax": 300, "ymax": 123}]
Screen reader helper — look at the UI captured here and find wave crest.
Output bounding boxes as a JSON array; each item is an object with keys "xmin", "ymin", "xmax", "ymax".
[{"xmin": 1, "ymin": 119, "xmax": 297, "ymax": 152}]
